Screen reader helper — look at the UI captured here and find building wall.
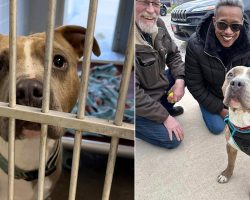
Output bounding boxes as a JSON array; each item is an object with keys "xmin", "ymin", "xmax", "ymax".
[
  {"xmin": 0, "ymin": 0, "xmax": 64, "ymax": 36},
  {"xmin": 0, "ymin": 1, "xmax": 11, "ymax": 35}
]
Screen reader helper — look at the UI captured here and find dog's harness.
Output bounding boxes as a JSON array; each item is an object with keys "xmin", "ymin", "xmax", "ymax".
[
  {"xmin": 0, "ymin": 140, "xmax": 61, "ymax": 181},
  {"xmin": 224, "ymin": 115, "xmax": 250, "ymax": 156}
]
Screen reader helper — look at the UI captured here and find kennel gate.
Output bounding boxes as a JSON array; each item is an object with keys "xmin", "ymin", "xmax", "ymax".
[{"xmin": 1, "ymin": 0, "xmax": 134, "ymax": 199}]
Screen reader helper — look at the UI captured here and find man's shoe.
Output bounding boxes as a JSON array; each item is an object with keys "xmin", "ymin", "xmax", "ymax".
[{"xmin": 168, "ymin": 106, "xmax": 184, "ymax": 117}]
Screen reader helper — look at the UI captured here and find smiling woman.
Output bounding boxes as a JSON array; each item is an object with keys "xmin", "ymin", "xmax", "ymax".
[
  {"xmin": 185, "ymin": 0, "xmax": 250, "ymax": 135},
  {"xmin": 213, "ymin": 4, "xmax": 243, "ymax": 48}
]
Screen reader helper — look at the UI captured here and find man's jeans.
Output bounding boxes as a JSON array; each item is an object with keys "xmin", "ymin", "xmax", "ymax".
[
  {"xmin": 136, "ymin": 116, "xmax": 181, "ymax": 148},
  {"xmin": 136, "ymin": 70, "xmax": 181, "ymax": 149},
  {"xmin": 199, "ymin": 105, "xmax": 225, "ymax": 134}
]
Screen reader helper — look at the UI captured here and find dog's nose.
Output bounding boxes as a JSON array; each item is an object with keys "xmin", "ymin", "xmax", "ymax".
[
  {"xmin": 230, "ymin": 79, "xmax": 245, "ymax": 91},
  {"xmin": 16, "ymin": 79, "xmax": 43, "ymax": 107}
]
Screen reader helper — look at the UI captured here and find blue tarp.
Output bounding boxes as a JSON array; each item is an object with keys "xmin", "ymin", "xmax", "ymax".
[{"xmin": 68, "ymin": 64, "xmax": 134, "ymax": 136}]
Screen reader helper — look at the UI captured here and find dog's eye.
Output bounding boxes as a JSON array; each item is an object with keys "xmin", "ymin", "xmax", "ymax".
[
  {"xmin": 53, "ymin": 55, "xmax": 66, "ymax": 69},
  {"xmin": 227, "ymin": 72, "xmax": 234, "ymax": 78}
]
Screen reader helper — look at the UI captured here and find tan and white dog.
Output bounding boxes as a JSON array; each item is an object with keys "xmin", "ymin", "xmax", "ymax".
[
  {"xmin": 218, "ymin": 66, "xmax": 250, "ymax": 184},
  {"xmin": 0, "ymin": 26, "xmax": 100, "ymax": 200}
]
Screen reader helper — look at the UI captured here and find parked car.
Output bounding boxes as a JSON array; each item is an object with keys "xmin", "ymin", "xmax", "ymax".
[
  {"xmin": 170, "ymin": 0, "xmax": 250, "ymax": 41},
  {"xmin": 160, "ymin": 0, "xmax": 171, "ymax": 16}
]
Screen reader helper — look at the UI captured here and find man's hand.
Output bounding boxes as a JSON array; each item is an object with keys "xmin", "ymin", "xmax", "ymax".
[
  {"xmin": 163, "ymin": 116, "xmax": 184, "ymax": 141},
  {"xmin": 170, "ymin": 79, "xmax": 185, "ymax": 102},
  {"xmin": 220, "ymin": 108, "xmax": 229, "ymax": 118}
]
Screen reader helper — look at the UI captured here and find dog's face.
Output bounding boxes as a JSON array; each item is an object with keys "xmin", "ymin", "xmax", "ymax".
[
  {"xmin": 0, "ymin": 25, "xmax": 100, "ymax": 141},
  {"xmin": 222, "ymin": 66, "xmax": 250, "ymax": 111}
]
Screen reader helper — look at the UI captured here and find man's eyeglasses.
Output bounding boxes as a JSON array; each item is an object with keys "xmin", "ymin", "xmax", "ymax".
[
  {"xmin": 215, "ymin": 21, "xmax": 243, "ymax": 32},
  {"xmin": 136, "ymin": 0, "xmax": 162, "ymax": 8}
]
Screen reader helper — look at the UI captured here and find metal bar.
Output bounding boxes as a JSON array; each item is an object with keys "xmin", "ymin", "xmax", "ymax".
[
  {"xmin": 114, "ymin": 12, "xmax": 134, "ymax": 126},
  {"xmin": 0, "ymin": 103, "xmax": 134, "ymax": 140},
  {"xmin": 62, "ymin": 137, "xmax": 134, "ymax": 158},
  {"xmin": 37, "ymin": 124, "xmax": 48, "ymax": 200},
  {"xmin": 8, "ymin": 0, "xmax": 17, "ymax": 199},
  {"xmin": 67, "ymin": 131, "xmax": 82, "ymax": 200},
  {"xmin": 77, "ymin": 0, "xmax": 98, "ymax": 119},
  {"xmin": 37, "ymin": 0, "xmax": 57, "ymax": 199},
  {"xmin": 8, "ymin": 119, "xmax": 15, "ymax": 200},
  {"xmin": 41, "ymin": 1, "xmax": 56, "ymax": 113},
  {"xmin": 102, "ymin": 12, "xmax": 134, "ymax": 200},
  {"xmin": 68, "ymin": 0, "xmax": 99, "ymax": 199},
  {"xmin": 102, "ymin": 137, "xmax": 119, "ymax": 200},
  {"xmin": 9, "ymin": 0, "xmax": 17, "ymax": 108}
]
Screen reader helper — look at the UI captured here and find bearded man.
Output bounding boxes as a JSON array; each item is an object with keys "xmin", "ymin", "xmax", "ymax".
[{"xmin": 135, "ymin": 0, "xmax": 186, "ymax": 149}]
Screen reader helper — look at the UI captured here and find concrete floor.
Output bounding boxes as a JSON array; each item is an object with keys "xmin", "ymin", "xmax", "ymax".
[{"xmin": 136, "ymin": 89, "xmax": 250, "ymax": 200}]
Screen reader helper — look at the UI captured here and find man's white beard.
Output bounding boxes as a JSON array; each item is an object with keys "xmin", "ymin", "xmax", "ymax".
[{"xmin": 137, "ymin": 19, "xmax": 158, "ymax": 34}]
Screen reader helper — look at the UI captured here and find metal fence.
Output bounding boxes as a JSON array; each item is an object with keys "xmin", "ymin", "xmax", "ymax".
[{"xmin": 1, "ymin": 0, "xmax": 134, "ymax": 199}]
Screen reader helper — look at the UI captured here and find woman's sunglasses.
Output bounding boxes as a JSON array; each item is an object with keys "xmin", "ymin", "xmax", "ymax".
[{"xmin": 215, "ymin": 21, "xmax": 243, "ymax": 32}]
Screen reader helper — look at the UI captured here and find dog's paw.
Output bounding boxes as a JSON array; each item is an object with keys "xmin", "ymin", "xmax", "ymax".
[{"xmin": 217, "ymin": 174, "xmax": 229, "ymax": 183}]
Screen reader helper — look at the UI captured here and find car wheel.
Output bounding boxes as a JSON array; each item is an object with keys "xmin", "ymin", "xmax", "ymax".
[{"xmin": 160, "ymin": 7, "xmax": 167, "ymax": 16}]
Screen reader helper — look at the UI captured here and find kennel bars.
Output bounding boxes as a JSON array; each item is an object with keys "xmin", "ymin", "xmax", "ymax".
[
  {"xmin": 5, "ymin": 0, "xmax": 134, "ymax": 199},
  {"xmin": 8, "ymin": 0, "xmax": 16, "ymax": 199}
]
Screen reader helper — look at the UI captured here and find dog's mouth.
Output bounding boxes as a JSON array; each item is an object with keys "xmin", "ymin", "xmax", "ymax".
[
  {"xmin": 16, "ymin": 120, "xmax": 41, "ymax": 139},
  {"xmin": 21, "ymin": 129, "xmax": 41, "ymax": 138},
  {"xmin": 224, "ymin": 87, "xmax": 250, "ymax": 110},
  {"xmin": 229, "ymin": 98, "xmax": 241, "ymax": 109},
  {"xmin": 14, "ymin": 120, "xmax": 64, "ymax": 140}
]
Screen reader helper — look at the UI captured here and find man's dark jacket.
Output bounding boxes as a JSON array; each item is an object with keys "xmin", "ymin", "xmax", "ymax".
[
  {"xmin": 136, "ymin": 18, "xmax": 185, "ymax": 123},
  {"xmin": 185, "ymin": 12, "xmax": 250, "ymax": 114}
]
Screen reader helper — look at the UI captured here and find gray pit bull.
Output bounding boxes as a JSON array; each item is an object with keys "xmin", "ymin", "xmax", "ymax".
[
  {"xmin": 0, "ymin": 25, "xmax": 100, "ymax": 200},
  {"xmin": 218, "ymin": 66, "xmax": 250, "ymax": 189}
]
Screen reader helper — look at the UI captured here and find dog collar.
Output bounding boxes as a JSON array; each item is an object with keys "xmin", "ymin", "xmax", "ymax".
[
  {"xmin": 224, "ymin": 115, "xmax": 250, "ymax": 156},
  {"xmin": 224, "ymin": 115, "xmax": 250, "ymax": 136},
  {"xmin": 0, "ymin": 140, "xmax": 61, "ymax": 181}
]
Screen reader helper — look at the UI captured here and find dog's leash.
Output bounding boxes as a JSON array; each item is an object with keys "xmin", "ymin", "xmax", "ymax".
[{"xmin": 0, "ymin": 139, "xmax": 61, "ymax": 181}]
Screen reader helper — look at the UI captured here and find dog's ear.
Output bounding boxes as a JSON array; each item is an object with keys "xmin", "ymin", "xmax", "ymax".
[{"xmin": 55, "ymin": 25, "xmax": 101, "ymax": 57}]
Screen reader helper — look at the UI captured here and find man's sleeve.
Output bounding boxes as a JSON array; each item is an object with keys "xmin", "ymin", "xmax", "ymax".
[
  {"xmin": 164, "ymin": 28, "xmax": 185, "ymax": 79},
  {"xmin": 136, "ymin": 72, "xmax": 169, "ymax": 123}
]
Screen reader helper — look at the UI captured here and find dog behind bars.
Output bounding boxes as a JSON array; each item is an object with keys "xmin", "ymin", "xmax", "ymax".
[{"xmin": 0, "ymin": 25, "xmax": 100, "ymax": 200}]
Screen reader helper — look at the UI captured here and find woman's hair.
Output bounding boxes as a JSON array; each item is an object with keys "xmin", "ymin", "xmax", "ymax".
[{"xmin": 214, "ymin": 0, "xmax": 244, "ymax": 16}]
